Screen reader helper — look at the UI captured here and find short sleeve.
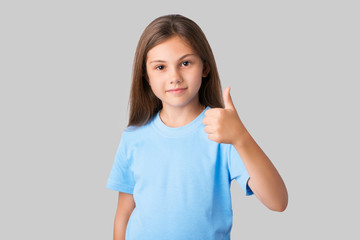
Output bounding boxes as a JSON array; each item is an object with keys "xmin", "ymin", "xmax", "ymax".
[
  {"xmin": 228, "ymin": 144, "xmax": 253, "ymax": 196},
  {"xmin": 106, "ymin": 134, "xmax": 135, "ymax": 194}
]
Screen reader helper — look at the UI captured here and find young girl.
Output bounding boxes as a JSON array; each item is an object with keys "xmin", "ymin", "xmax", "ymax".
[{"xmin": 106, "ymin": 14, "xmax": 288, "ymax": 240}]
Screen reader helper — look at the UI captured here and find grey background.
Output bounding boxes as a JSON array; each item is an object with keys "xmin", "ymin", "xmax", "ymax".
[{"xmin": 1, "ymin": 0, "xmax": 359, "ymax": 239}]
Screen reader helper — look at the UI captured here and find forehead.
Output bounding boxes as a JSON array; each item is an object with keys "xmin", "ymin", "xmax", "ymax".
[{"xmin": 146, "ymin": 35, "xmax": 197, "ymax": 62}]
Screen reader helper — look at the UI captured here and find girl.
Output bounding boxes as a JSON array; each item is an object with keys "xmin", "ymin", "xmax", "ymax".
[{"xmin": 106, "ymin": 14, "xmax": 288, "ymax": 240}]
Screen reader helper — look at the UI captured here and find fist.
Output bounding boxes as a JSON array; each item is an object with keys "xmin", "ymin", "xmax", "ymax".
[{"xmin": 203, "ymin": 87, "xmax": 247, "ymax": 144}]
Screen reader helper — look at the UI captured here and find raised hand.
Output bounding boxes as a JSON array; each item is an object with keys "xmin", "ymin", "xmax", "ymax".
[{"xmin": 203, "ymin": 87, "xmax": 248, "ymax": 145}]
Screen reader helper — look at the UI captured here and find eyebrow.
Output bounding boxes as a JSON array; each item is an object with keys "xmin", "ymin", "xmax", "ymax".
[{"xmin": 149, "ymin": 54, "xmax": 196, "ymax": 64}]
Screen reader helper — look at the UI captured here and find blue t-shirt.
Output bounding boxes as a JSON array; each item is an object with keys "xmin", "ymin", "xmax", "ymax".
[{"xmin": 106, "ymin": 106, "xmax": 253, "ymax": 240}]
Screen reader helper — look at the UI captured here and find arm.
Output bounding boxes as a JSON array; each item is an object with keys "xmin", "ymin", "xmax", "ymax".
[
  {"xmin": 203, "ymin": 86, "xmax": 288, "ymax": 212},
  {"xmin": 113, "ymin": 192, "xmax": 135, "ymax": 240},
  {"xmin": 233, "ymin": 130, "xmax": 288, "ymax": 212}
]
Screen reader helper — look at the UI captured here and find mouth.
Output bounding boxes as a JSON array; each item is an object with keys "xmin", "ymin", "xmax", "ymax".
[{"xmin": 166, "ymin": 88, "xmax": 187, "ymax": 94}]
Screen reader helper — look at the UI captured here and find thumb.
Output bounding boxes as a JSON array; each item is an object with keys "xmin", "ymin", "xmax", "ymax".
[{"xmin": 223, "ymin": 86, "xmax": 235, "ymax": 110}]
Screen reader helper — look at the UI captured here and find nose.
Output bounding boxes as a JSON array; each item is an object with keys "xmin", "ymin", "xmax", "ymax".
[{"xmin": 169, "ymin": 67, "xmax": 183, "ymax": 85}]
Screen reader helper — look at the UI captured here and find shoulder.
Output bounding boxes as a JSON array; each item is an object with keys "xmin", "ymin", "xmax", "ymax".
[{"xmin": 120, "ymin": 117, "xmax": 156, "ymax": 144}]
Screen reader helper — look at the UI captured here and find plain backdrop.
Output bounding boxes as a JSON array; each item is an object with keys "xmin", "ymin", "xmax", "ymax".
[{"xmin": 1, "ymin": 0, "xmax": 359, "ymax": 239}]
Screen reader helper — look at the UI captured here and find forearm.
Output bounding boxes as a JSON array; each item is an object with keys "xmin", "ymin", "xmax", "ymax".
[
  {"xmin": 233, "ymin": 130, "xmax": 288, "ymax": 212},
  {"xmin": 113, "ymin": 215, "xmax": 130, "ymax": 240}
]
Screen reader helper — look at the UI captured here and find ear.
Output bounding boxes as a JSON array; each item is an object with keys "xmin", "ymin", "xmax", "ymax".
[{"xmin": 202, "ymin": 62, "xmax": 210, "ymax": 78}]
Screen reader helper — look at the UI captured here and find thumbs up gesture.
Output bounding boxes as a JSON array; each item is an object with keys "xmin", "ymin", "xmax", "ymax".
[{"xmin": 203, "ymin": 87, "xmax": 248, "ymax": 145}]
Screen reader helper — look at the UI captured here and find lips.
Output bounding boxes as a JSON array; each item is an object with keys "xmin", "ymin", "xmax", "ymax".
[{"xmin": 166, "ymin": 88, "xmax": 187, "ymax": 94}]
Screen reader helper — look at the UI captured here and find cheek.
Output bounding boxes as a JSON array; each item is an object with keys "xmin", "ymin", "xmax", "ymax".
[
  {"xmin": 187, "ymin": 69, "xmax": 203, "ymax": 85},
  {"xmin": 148, "ymin": 77, "xmax": 165, "ymax": 95}
]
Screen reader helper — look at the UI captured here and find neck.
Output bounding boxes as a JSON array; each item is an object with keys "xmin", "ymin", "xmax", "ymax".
[{"xmin": 159, "ymin": 103, "xmax": 205, "ymax": 128}]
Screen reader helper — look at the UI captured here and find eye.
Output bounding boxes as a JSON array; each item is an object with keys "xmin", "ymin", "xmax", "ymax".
[
  {"xmin": 182, "ymin": 61, "xmax": 191, "ymax": 67},
  {"xmin": 155, "ymin": 65, "xmax": 165, "ymax": 70}
]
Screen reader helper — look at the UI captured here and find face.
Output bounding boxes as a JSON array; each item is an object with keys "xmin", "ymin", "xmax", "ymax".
[{"xmin": 145, "ymin": 35, "xmax": 209, "ymax": 110}]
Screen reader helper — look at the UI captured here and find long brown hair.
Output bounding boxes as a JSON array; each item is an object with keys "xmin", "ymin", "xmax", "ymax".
[{"xmin": 127, "ymin": 14, "xmax": 224, "ymax": 127}]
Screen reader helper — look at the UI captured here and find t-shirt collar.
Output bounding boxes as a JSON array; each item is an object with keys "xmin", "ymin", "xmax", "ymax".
[{"xmin": 151, "ymin": 106, "xmax": 210, "ymax": 137}]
